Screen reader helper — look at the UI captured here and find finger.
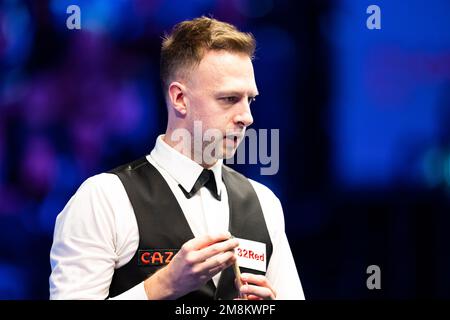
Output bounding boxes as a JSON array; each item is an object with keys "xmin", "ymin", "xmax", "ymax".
[
  {"xmin": 234, "ymin": 278, "xmax": 241, "ymax": 291},
  {"xmin": 205, "ymin": 251, "xmax": 236, "ymax": 273},
  {"xmin": 197, "ymin": 251, "xmax": 236, "ymax": 276},
  {"xmin": 236, "ymin": 280, "xmax": 249, "ymax": 300},
  {"xmin": 183, "ymin": 232, "xmax": 231, "ymax": 251},
  {"xmin": 240, "ymin": 273, "xmax": 277, "ymax": 297},
  {"xmin": 206, "ymin": 259, "xmax": 235, "ymax": 278},
  {"xmin": 246, "ymin": 294, "xmax": 263, "ymax": 300},
  {"xmin": 234, "ymin": 278, "xmax": 247, "ymax": 294},
  {"xmin": 193, "ymin": 238, "xmax": 239, "ymax": 262},
  {"xmin": 240, "ymin": 284, "xmax": 275, "ymax": 300}
]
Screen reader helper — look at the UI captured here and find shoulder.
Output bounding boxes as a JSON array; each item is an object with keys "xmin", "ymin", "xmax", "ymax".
[
  {"xmin": 79, "ymin": 172, "xmax": 124, "ymax": 193},
  {"xmin": 247, "ymin": 178, "xmax": 281, "ymax": 205},
  {"xmin": 57, "ymin": 172, "xmax": 128, "ymax": 227},
  {"xmin": 223, "ymin": 165, "xmax": 281, "ymax": 206},
  {"xmin": 223, "ymin": 166, "xmax": 285, "ymax": 230},
  {"xmin": 247, "ymin": 178, "xmax": 284, "ymax": 229},
  {"xmin": 248, "ymin": 177, "xmax": 286, "ymax": 239},
  {"xmin": 54, "ymin": 172, "xmax": 136, "ymax": 246},
  {"xmin": 74, "ymin": 172, "xmax": 131, "ymax": 217},
  {"xmin": 65, "ymin": 173, "xmax": 126, "ymax": 208}
]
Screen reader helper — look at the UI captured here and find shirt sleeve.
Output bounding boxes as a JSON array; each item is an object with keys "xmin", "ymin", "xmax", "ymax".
[
  {"xmin": 49, "ymin": 174, "xmax": 147, "ymax": 300},
  {"xmin": 249, "ymin": 180, "xmax": 305, "ymax": 300}
]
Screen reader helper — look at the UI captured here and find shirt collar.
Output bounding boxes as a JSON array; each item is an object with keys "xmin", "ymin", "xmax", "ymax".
[{"xmin": 150, "ymin": 134, "xmax": 223, "ymax": 194}]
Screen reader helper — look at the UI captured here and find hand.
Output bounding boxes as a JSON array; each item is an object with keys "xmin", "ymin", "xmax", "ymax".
[
  {"xmin": 237, "ymin": 273, "xmax": 277, "ymax": 300},
  {"xmin": 144, "ymin": 232, "xmax": 239, "ymax": 299}
]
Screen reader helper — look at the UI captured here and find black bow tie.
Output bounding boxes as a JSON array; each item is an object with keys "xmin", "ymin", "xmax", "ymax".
[{"xmin": 179, "ymin": 169, "xmax": 221, "ymax": 201}]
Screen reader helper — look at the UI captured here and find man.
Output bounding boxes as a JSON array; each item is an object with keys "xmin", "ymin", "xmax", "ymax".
[{"xmin": 50, "ymin": 16, "xmax": 304, "ymax": 300}]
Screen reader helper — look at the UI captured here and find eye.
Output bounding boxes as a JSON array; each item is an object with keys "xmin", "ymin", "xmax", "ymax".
[
  {"xmin": 220, "ymin": 96, "xmax": 239, "ymax": 104},
  {"xmin": 248, "ymin": 96, "xmax": 256, "ymax": 105}
]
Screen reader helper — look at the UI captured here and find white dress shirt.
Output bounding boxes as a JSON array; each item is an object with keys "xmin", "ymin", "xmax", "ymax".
[{"xmin": 49, "ymin": 135, "xmax": 304, "ymax": 300}]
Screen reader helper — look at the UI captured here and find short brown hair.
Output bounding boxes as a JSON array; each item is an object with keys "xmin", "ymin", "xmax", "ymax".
[{"xmin": 160, "ymin": 16, "xmax": 256, "ymax": 93}]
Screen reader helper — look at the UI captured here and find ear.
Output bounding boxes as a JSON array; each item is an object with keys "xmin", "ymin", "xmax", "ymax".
[{"xmin": 167, "ymin": 82, "xmax": 187, "ymax": 116}]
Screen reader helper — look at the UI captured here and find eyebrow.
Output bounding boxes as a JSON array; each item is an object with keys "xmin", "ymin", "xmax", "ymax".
[{"xmin": 214, "ymin": 90, "xmax": 259, "ymax": 97}]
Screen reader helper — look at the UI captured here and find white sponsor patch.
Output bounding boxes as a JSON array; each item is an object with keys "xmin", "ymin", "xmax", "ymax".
[{"xmin": 234, "ymin": 238, "xmax": 267, "ymax": 272}]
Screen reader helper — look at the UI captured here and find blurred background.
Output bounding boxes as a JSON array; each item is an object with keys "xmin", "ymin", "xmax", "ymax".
[{"xmin": 0, "ymin": 0, "xmax": 449, "ymax": 299}]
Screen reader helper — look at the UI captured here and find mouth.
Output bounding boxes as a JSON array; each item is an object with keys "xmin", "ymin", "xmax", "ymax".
[{"xmin": 224, "ymin": 134, "xmax": 242, "ymax": 147}]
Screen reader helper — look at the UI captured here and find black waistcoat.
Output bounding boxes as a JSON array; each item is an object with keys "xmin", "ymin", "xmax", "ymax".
[{"xmin": 107, "ymin": 157, "xmax": 272, "ymax": 300}]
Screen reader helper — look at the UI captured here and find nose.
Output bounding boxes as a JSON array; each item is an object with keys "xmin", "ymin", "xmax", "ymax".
[{"xmin": 234, "ymin": 102, "xmax": 254, "ymax": 128}]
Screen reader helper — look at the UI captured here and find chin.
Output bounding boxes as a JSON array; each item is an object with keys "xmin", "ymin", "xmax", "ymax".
[{"xmin": 222, "ymin": 147, "xmax": 238, "ymax": 159}]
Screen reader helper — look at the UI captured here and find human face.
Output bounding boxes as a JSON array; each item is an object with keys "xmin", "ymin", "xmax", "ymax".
[{"xmin": 183, "ymin": 50, "xmax": 258, "ymax": 162}]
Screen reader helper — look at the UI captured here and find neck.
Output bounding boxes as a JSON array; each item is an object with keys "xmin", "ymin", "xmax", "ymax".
[{"xmin": 163, "ymin": 129, "xmax": 218, "ymax": 169}]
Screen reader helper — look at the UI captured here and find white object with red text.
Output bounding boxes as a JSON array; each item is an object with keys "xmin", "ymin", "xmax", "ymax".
[{"xmin": 234, "ymin": 238, "xmax": 267, "ymax": 272}]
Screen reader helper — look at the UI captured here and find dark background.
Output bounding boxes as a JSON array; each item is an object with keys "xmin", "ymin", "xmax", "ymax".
[{"xmin": 0, "ymin": 0, "xmax": 449, "ymax": 299}]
